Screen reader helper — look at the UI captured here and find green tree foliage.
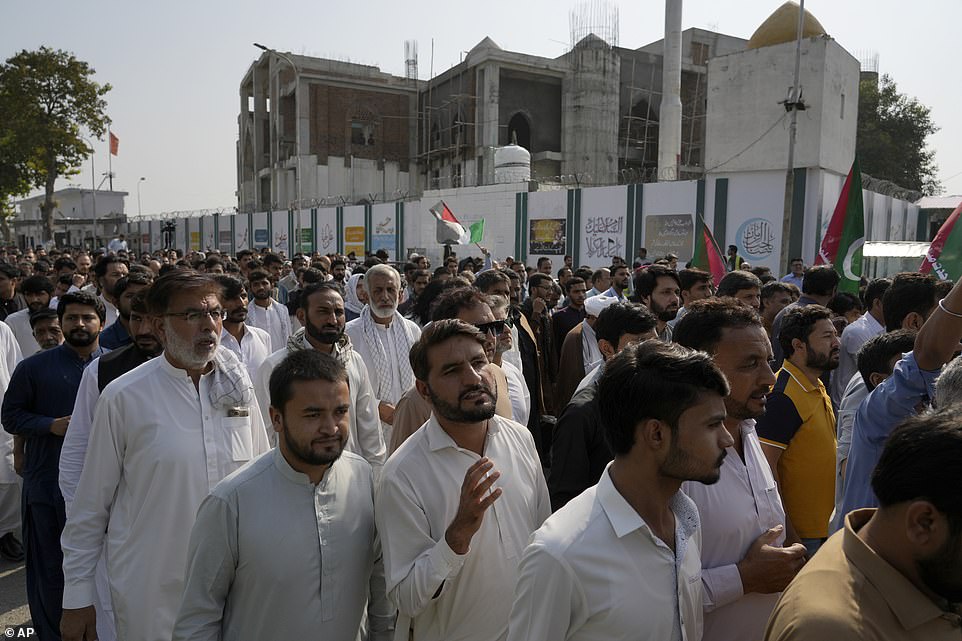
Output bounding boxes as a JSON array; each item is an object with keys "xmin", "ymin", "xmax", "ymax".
[
  {"xmin": 0, "ymin": 47, "xmax": 111, "ymax": 240},
  {"xmin": 857, "ymin": 73, "xmax": 940, "ymax": 196}
]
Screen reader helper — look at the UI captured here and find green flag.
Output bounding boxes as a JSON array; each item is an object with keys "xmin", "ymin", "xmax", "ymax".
[
  {"xmin": 468, "ymin": 219, "xmax": 484, "ymax": 244},
  {"xmin": 816, "ymin": 157, "xmax": 865, "ymax": 294}
]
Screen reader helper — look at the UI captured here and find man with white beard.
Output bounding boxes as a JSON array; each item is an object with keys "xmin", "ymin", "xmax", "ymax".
[
  {"xmin": 345, "ymin": 264, "xmax": 421, "ymax": 447},
  {"xmin": 60, "ymin": 271, "xmax": 270, "ymax": 641}
]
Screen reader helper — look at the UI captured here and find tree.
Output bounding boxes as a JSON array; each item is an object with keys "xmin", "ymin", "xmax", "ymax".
[
  {"xmin": 856, "ymin": 73, "xmax": 940, "ymax": 196},
  {"xmin": 0, "ymin": 47, "xmax": 111, "ymax": 240}
]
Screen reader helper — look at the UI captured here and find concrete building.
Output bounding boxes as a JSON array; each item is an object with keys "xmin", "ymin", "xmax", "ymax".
[
  {"xmin": 14, "ymin": 188, "xmax": 128, "ymax": 250},
  {"xmin": 237, "ymin": 53, "xmax": 420, "ymax": 213},
  {"xmin": 236, "ymin": 27, "xmax": 747, "ymax": 210}
]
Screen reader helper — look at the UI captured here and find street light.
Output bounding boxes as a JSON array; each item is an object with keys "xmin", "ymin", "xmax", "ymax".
[
  {"xmin": 137, "ymin": 177, "xmax": 146, "ymax": 216},
  {"xmin": 254, "ymin": 42, "xmax": 302, "ymax": 249}
]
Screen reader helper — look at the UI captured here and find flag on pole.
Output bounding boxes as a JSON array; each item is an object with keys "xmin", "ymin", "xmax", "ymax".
[
  {"xmin": 689, "ymin": 214, "xmax": 728, "ymax": 284},
  {"xmin": 920, "ymin": 201, "xmax": 962, "ymax": 280},
  {"xmin": 816, "ymin": 157, "xmax": 865, "ymax": 294},
  {"xmin": 109, "ymin": 132, "xmax": 119, "ymax": 156},
  {"xmin": 430, "ymin": 201, "xmax": 484, "ymax": 245}
]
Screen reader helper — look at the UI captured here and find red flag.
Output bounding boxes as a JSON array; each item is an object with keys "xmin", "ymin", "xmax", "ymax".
[
  {"xmin": 690, "ymin": 215, "xmax": 728, "ymax": 284},
  {"xmin": 815, "ymin": 157, "xmax": 864, "ymax": 293},
  {"xmin": 920, "ymin": 201, "xmax": 962, "ymax": 280},
  {"xmin": 109, "ymin": 132, "xmax": 119, "ymax": 156},
  {"xmin": 429, "ymin": 201, "xmax": 468, "ymax": 244}
]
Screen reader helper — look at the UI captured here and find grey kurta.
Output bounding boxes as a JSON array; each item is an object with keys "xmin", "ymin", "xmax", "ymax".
[{"xmin": 173, "ymin": 448, "xmax": 394, "ymax": 641}]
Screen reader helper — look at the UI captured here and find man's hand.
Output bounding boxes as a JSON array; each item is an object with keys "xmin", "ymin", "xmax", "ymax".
[
  {"xmin": 378, "ymin": 402, "xmax": 395, "ymax": 425},
  {"xmin": 445, "ymin": 458, "xmax": 502, "ymax": 555},
  {"xmin": 61, "ymin": 605, "xmax": 97, "ymax": 641},
  {"xmin": 49, "ymin": 416, "xmax": 71, "ymax": 437},
  {"xmin": 531, "ymin": 297, "xmax": 546, "ymax": 316},
  {"xmin": 737, "ymin": 525, "xmax": 807, "ymax": 594},
  {"xmin": 13, "ymin": 435, "xmax": 25, "ymax": 476},
  {"xmin": 72, "ymin": 273, "xmax": 87, "ymax": 289}
]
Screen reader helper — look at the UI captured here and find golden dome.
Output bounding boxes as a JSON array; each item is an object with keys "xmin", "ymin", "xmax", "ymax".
[{"xmin": 746, "ymin": 2, "xmax": 828, "ymax": 50}]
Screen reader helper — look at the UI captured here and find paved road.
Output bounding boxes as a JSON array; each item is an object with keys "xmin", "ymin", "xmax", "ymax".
[{"xmin": 0, "ymin": 557, "xmax": 31, "ymax": 630}]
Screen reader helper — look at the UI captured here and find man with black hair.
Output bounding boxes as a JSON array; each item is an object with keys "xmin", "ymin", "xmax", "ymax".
[
  {"xmin": 716, "ymin": 270, "xmax": 763, "ymax": 311},
  {"xmin": 173, "ymin": 350, "xmax": 393, "ymax": 641},
  {"xmin": 377, "ymin": 319, "xmax": 549, "ymax": 641},
  {"xmin": 781, "ymin": 258, "xmax": 805, "ymax": 289},
  {"xmin": 522, "ymin": 272, "xmax": 556, "ymax": 429},
  {"xmin": 398, "ymin": 268, "xmax": 430, "ymax": 318},
  {"xmin": 669, "ymin": 268, "xmax": 714, "ymax": 328},
  {"xmin": 674, "ymin": 298, "xmax": 806, "ymax": 641},
  {"xmin": 632, "ymin": 264, "xmax": 680, "ymax": 341},
  {"xmin": 215, "ymin": 275, "xmax": 271, "ymax": 382},
  {"xmin": 99, "ymin": 271, "xmax": 153, "ymax": 350},
  {"xmin": 255, "ymin": 282, "xmax": 385, "ymax": 469},
  {"xmin": 3, "ymin": 291, "xmax": 106, "ymax": 641},
  {"xmin": 552, "ymin": 276, "xmax": 587, "ymax": 350},
  {"xmin": 838, "ymin": 274, "xmax": 961, "ymax": 528},
  {"xmin": 0, "ymin": 263, "xmax": 25, "ymax": 322},
  {"xmin": 548, "ymin": 302, "xmax": 657, "ymax": 510},
  {"xmin": 757, "ymin": 305, "xmax": 840, "ymax": 556},
  {"xmin": 247, "ymin": 268, "xmax": 293, "ymax": 352},
  {"xmin": 831, "ymin": 329, "xmax": 917, "ymax": 531},
  {"xmin": 831, "ymin": 278, "xmax": 891, "ymax": 405},
  {"xmin": 760, "ymin": 282, "xmax": 794, "ymax": 338},
  {"xmin": 30, "ymin": 309, "xmax": 63, "ymax": 351},
  {"xmin": 586, "ymin": 267, "xmax": 610, "ymax": 298},
  {"xmin": 86, "ymin": 255, "xmax": 129, "ymax": 328},
  {"xmin": 604, "ymin": 264, "xmax": 630, "ymax": 300},
  {"xmin": 537, "ymin": 256, "xmax": 553, "ymax": 276},
  {"xmin": 510, "ymin": 340, "xmax": 733, "ymax": 641},
  {"xmin": 771, "ymin": 265, "xmax": 840, "ymax": 366},
  {"xmin": 767, "ymin": 408, "xmax": 962, "ymax": 640},
  {"xmin": 4, "ymin": 274, "xmax": 54, "ymax": 355}
]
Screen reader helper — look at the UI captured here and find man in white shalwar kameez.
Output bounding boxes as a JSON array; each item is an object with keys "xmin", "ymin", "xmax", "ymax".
[
  {"xmin": 60, "ymin": 272, "xmax": 270, "ymax": 641},
  {"xmin": 256, "ymin": 282, "xmax": 385, "ymax": 469},
  {"xmin": 246, "ymin": 268, "xmax": 292, "ymax": 352},
  {"xmin": 0, "ymin": 322, "xmax": 23, "ymax": 561},
  {"xmin": 345, "ymin": 264, "xmax": 420, "ymax": 447}
]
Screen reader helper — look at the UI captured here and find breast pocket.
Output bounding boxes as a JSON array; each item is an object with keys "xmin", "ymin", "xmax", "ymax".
[{"xmin": 223, "ymin": 416, "xmax": 253, "ymax": 462}]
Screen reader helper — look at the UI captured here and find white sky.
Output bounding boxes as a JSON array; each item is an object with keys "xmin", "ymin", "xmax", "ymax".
[{"xmin": 3, "ymin": 0, "xmax": 959, "ymax": 215}]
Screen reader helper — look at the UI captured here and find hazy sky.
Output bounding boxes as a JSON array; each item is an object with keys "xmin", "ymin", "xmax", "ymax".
[{"xmin": 4, "ymin": 0, "xmax": 959, "ymax": 216}]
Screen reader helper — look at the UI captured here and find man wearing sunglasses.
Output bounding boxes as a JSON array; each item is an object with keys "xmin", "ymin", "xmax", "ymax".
[{"xmin": 61, "ymin": 272, "xmax": 271, "ymax": 641}]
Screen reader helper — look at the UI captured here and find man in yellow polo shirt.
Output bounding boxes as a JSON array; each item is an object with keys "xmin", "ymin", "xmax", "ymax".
[{"xmin": 757, "ymin": 305, "xmax": 839, "ymax": 557}]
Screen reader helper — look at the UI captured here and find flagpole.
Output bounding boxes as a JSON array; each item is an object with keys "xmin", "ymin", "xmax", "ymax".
[{"xmin": 107, "ymin": 125, "xmax": 114, "ymax": 191}]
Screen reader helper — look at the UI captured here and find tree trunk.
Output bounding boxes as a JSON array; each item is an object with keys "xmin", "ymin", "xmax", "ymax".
[{"xmin": 41, "ymin": 151, "xmax": 58, "ymax": 243}]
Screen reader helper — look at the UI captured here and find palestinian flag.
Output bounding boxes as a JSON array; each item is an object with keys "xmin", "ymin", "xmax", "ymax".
[
  {"xmin": 690, "ymin": 215, "xmax": 728, "ymax": 284},
  {"xmin": 920, "ymin": 201, "xmax": 962, "ymax": 280},
  {"xmin": 816, "ymin": 157, "xmax": 865, "ymax": 294},
  {"xmin": 430, "ymin": 201, "xmax": 484, "ymax": 245}
]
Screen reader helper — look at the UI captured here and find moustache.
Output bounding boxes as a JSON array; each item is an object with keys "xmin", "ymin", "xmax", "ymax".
[{"xmin": 459, "ymin": 385, "xmax": 494, "ymax": 402}]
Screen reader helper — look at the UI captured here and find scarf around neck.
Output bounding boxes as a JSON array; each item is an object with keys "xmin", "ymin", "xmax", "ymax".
[{"xmin": 359, "ymin": 306, "xmax": 418, "ymax": 400}]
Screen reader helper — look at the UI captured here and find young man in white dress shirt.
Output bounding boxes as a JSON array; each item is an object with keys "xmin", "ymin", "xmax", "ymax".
[
  {"xmin": 173, "ymin": 349, "xmax": 393, "ymax": 641},
  {"xmin": 508, "ymin": 340, "xmax": 732, "ymax": 641},
  {"xmin": 215, "ymin": 275, "xmax": 271, "ymax": 383},
  {"xmin": 60, "ymin": 271, "xmax": 270, "ymax": 641},
  {"xmin": 674, "ymin": 298, "xmax": 808, "ymax": 641},
  {"xmin": 246, "ymin": 268, "xmax": 292, "ymax": 352},
  {"xmin": 376, "ymin": 319, "xmax": 550, "ymax": 641}
]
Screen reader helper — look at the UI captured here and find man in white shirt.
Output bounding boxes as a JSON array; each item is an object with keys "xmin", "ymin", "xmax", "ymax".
[
  {"xmin": 3, "ymin": 275, "xmax": 53, "ymax": 356},
  {"xmin": 60, "ymin": 271, "xmax": 270, "ymax": 641},
  {"xmin": 246, "ymin": 268, "xmax": 292, "ymax": 352},
  {"xmin": 255, "ymin": 282, "xmax": 386, "ymax": 469},
  {"xmin": 674, "ymin": 298, "xmax": 807, "ymax": 641},
  {"xmin": 0, "ymin": 322, "xmax": 23, "ymax": 563},
  {"xmin": 508, "ymin": 340, "xmax": 732, "ymax": 641},
  {"xmin": 88, "ymin": 255, "xmax": 129, "ymax": 327},
  {"xmin": 107, "ymin": 234, "xmax": 128, "ymax": 254},
  {"xmin": 376, "ymin": 319, "xmax": 550, "ymax": 641},
  {"xmin": 830, "ymin": 278, "xmax": 889, "ymax": 406},
  {"xmin": 215, "ymin": 275, "xmax": 271, "ymax": 382},
  {"xmin": 345, "ymin": 264, "xmax": 421, "ymax": 447},
  {"xmin": 173, "ymin": 350, "xmax": 393, "ymax": 641}
]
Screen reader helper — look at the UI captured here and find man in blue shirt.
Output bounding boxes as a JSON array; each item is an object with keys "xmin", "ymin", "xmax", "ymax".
[
  {"xmin": 2, "ymin": 292, "xmax": 106, "ymax": 641},
  {"xmin": 98, "ymin": 271, "xmax": 152, "ymax": 350},
  {"xmin": 837, "ymin": 272, "xmax": 953, "ymax": 528}
]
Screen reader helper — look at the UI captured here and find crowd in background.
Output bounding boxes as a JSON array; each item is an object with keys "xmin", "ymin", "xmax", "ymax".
[{"xmin": 0, "ymin": 236, "xmax": 959, "ymax": 641}]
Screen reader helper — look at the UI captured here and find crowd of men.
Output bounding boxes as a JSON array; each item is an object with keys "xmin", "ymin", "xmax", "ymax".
[{"xmin": 0, "ymin": 238, "xmax": 959, "ymax": 641}]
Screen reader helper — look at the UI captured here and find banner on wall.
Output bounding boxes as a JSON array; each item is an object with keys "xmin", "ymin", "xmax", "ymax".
[
  {"xmin": 736, "ymin": 217, "xmax": 777, "ymax": 264},
  {"xmin": 371, "ymin": 213, "xmax": 396, "ymax": 259},
  {"xmin": 218, "ymin": 230, "xmax": 232, "ymax": 253},
  {"xmin": 253, "ymin": 228, "xmax": 269, "ymax": 248},
  {"xmin": 529, "ymin": 219, "xmax": 566, "ymax": 255},
  {"xmin": 644, "ymin": 214, "xmax": 693, "ymax": 260},
  {"xmin": 190, "ymin": 231, "xmax": 201, "ymax": 251},
  {"xmin": 299, "ymin": 228, "xmax": 313, "ymax": 253},
  {"xmin": 234, "ymin": 217, "xmax": 249, "ymax": 252},
  {"xmin": 583, "ymin": 214, "xmax": 626, "ymax": 263},
  {"xmin": 344, "ymin": 226, "xmax": 365, "ymax": 257}
]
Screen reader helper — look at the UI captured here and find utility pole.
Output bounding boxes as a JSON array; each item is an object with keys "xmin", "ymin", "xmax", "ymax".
[{"xmin": 780, "ymin": 0, "xmax": 807, "ymax": 274}]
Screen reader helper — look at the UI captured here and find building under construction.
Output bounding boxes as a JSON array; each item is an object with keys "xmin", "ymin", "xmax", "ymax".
[{"xmin": 237, "ymin": 10, "xmax": 747, "ymax": 211}]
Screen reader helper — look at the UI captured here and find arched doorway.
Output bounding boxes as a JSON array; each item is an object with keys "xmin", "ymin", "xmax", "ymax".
[{"xmin": 507, "ymin": 112, "xmax": 531, "ymax": 149}]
